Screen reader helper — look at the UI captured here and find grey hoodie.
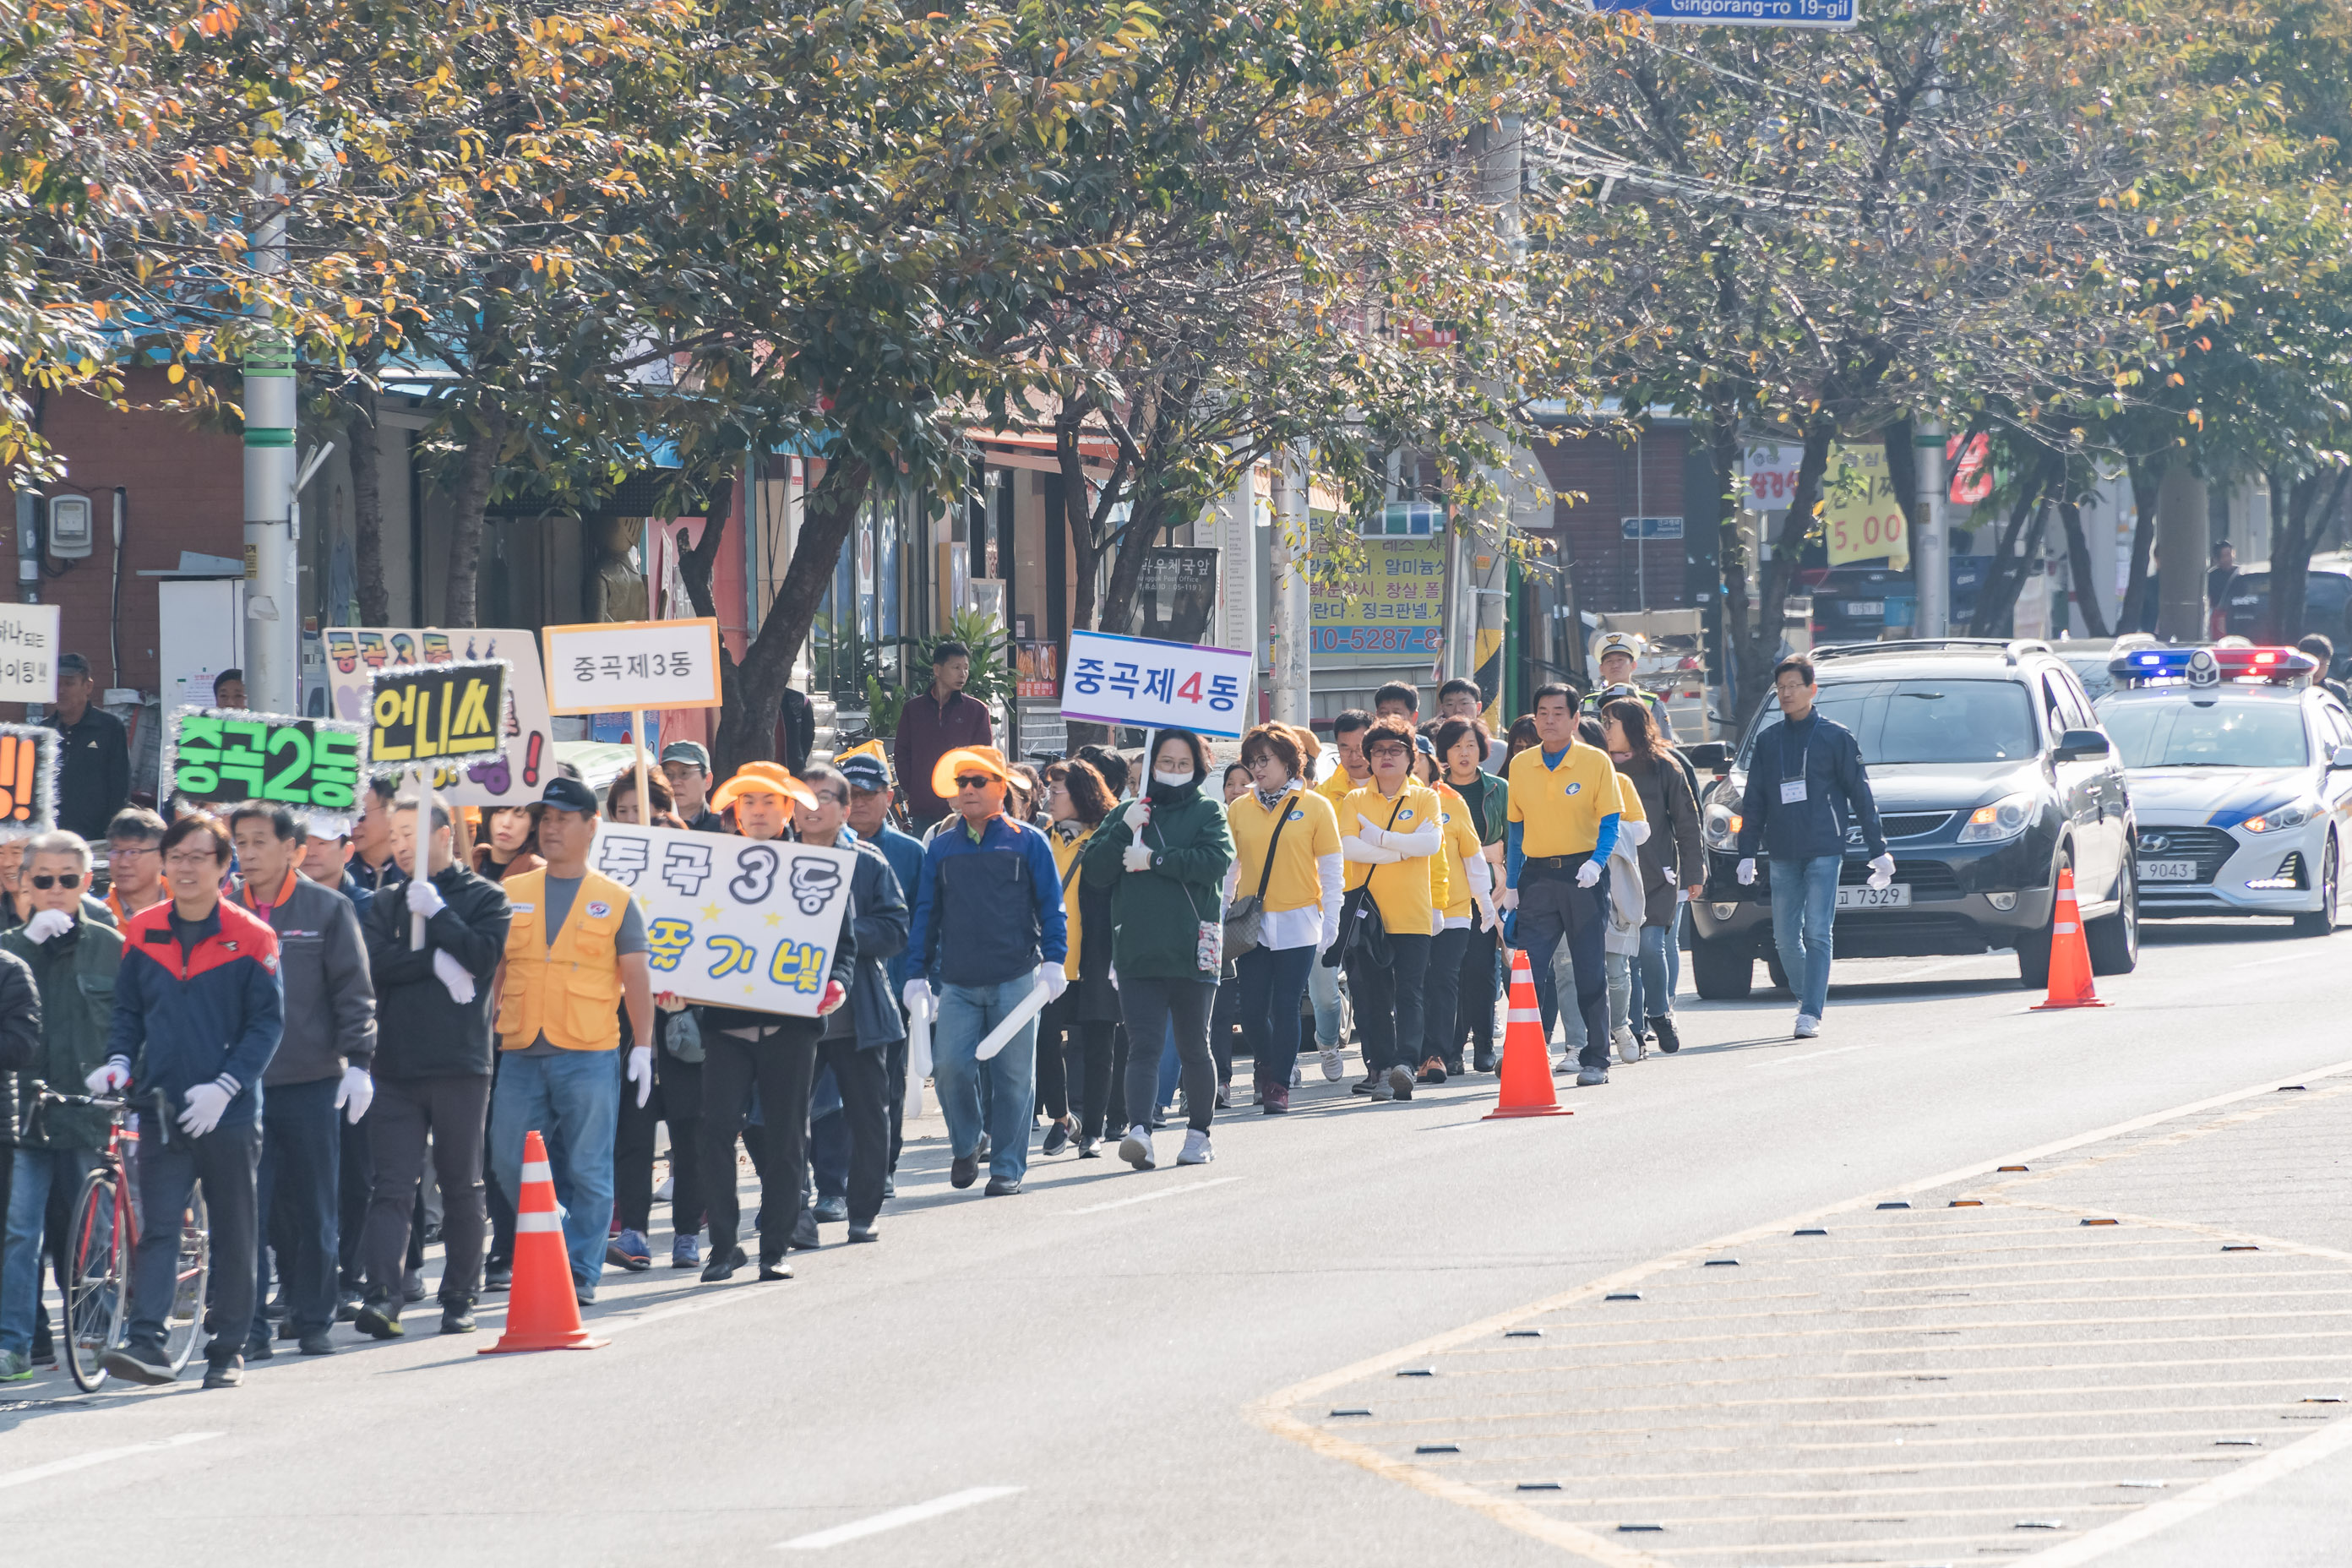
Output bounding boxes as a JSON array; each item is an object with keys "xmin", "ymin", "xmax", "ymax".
[{"xmin": 240, "ymin": 871, "xmax": 377, "ymax": 1085}]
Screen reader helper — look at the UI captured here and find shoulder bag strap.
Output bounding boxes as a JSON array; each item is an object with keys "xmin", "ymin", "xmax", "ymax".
[{"xmin": 1251, "ymin": 798, "xmax": 1294, "ymax": 903}]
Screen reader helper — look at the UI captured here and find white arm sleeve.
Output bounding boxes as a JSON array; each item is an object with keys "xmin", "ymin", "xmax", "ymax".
[
  {"xmin": 1465, "ymin": 851, "xmax": 1494, "ymax": 898},
  {"xmin": 1385, "ymin": 819, "xmax": 1443, "ymax": 858},
  {"xmin": 1344, "ymin": 836, "xmax": 1402, "ymax": 864},
  {"xmin": 1317, "ymin": 850, "xmax": 1343, "ymax": 949}
]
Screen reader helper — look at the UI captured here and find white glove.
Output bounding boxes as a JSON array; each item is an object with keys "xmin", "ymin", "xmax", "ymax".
[
  {"xmin": 1496, "ymin": 886, "xmax": 1519, "ymax": 914},
  {"xmin": 335, "ymin": 1064, "xmax": 374, "ymax": 1124},
  {"xmin": 406, "ymin": 875, "xmax": 446, "ymax": 918},
  {"xmin": 626, "ymin": 1045, "xmax": 653, "ymax": 1108},
  {"xmin": 1868, "ymin": 852, "xmax": 1896, "ymax": 890},
  {"xmin": 903, "ymin": 977, "xmax": 934, "ymax": 1019},
  {"xmin": 1473, "ymin": 893, "xmax": 1500, "ymax": 933},
  {"xmin": 22, "ymin": 907, "xmax": 72, "ymax": 944},
  {"xmin": 1037, "ymin": 961, "xmax": 1068, "ymax": 1003},
  {"xmin": 1575, "ymin": 859, "xmax": 1602, "ymax": 889},
  {"xmin": 1355, "ymin": 814, "xmax": 1387, "ymax": 850},
  {"xmin": 1122, "ymin": 841, "xmax": 1153, "ymax": 873},
  {"xmin": 177, "ymin": 1081, "xmax": 231, "ymax": 1137},
  {"xmin": 86, "ymin": 1060, "xmax": 129, "ymax": 1096},
  {"xmin": 433, "ymin": 948, "xmax": 476, "ymax": 1004},
  {"xmin": 1735, "ymin": 858, "xmax": 1756, "ymax": 886}
]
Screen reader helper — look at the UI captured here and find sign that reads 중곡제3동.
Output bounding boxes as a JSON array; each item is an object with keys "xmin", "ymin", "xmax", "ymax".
[
  {"xmin": 542, "ymin": 618, "xmax": 724, "ymax": 716},
  {"xmin": 586, "ymin": 821, "xmax": 858, "ymax": 1019},
  {"xmin": 163, "ymin": 710, "xmax": 368, "ymax": 813}
]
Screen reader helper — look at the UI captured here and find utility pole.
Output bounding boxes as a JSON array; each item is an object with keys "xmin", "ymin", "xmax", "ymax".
[
  {"xmin": 243, "ymin": 157, "xmax": 298, "ymax": 715},
  {"xmin": 1914, "ymin": 423, "xmax": 1947, "ymax": 636},
  {"xmin": 1270, "ymin": 446, "xmax": 1312, "ymax": 725},
  {"xmin": 1468, "ymin": 114, "xmax": 1527, "ymax": 725}
]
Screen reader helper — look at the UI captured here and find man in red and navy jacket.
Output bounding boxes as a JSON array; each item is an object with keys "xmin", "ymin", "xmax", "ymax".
[{"xmin": 90, "ymin": 811, "xmax": 283, "ymax": 1390}]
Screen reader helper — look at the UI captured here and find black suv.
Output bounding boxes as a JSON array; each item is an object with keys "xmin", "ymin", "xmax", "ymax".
[{"xmin": 1686, "ymin": 639, "xmax": 2138, "ymax": 994}]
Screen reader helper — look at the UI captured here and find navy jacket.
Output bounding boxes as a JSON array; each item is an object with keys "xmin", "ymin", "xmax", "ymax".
[
  {"xmin": 867, "ymin": 823, "xmax": 924, "ymax": 995},
  {"xmin": 1736, "ymin": 711, "xmax": 1886, "ymax": 862},
  {"xmin": 818, "ymin": 829, "xmax": 909, "ymax": 1050},
  {"xmin": 906, "ymin": 812, "xmax": 1066, "ymax": 989},
  {"xmin": 106, "ymin": 898, "xmax": 285, "ymax": 1129}
]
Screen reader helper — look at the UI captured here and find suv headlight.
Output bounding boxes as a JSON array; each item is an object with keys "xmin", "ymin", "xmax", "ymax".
[
  {"xmin": 1957, "ymin": 792, "xmax": 2035, "ymax": 843},
  {"xmin": 1703, "ymin": 801, "xmax": 1742, "ymax": 849},
  {"xmin": 2243, "ymin": 800, "xmax": 2319, "ymax": 833}
]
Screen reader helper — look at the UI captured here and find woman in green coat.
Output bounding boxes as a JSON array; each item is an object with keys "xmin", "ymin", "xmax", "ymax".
[{"xmin": 1081, "ymin": 730, "xmax": 1233, "ymax": 1173}]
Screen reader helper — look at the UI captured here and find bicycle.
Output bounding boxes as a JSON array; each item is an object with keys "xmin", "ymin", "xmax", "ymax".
[{"xmin": 28, "ymin": 1086, "xmax": 211, "ymax": 1391}]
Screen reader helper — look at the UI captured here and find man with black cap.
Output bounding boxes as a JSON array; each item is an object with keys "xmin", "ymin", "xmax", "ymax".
[
  {"xmin": 659, "ymin": 740, "xmax": 723, "ymax": 832},
  {"xmin": 841, "ymin": 753, "xmax": 923, "ymax": 1186},
  {"xmin": 490, "ymin": 775, "xmax": 655, "ymax": 1307},
  {"xmin": 45, "ymin": 654, "xmax": 129, "ymax": 842}
]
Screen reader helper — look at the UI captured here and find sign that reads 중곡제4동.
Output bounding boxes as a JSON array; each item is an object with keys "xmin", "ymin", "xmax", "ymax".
[
  {"xmin": 542, "ymin": 618, "xmax": 724, "ymax": 716},
  {"xmin": 1060, "ymin": 629, "xmax": 1255, "ymax": 739},
  {"xmin": 586, "ymin": 821, "xmax": 857, "ymax": 1019},
  {"xmin": 163, "ymin": 710, "xmax": 368, "ymax": 813}
]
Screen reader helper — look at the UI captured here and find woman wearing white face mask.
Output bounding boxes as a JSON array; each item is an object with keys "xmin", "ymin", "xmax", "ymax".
[{"xmin": 1080, "ymin": 729, "xmax": 1235, "ymax": 1170}]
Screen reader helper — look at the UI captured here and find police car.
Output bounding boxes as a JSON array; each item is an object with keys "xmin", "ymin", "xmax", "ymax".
[{"xmin": 2093, "ymin": 645, "xmax": 2352, "ymax": 934}]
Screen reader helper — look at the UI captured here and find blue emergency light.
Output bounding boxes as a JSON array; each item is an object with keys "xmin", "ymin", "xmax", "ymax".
[{"xmin": 2107, "ymin": 645, "xmax": 2317, "ymax": 689}]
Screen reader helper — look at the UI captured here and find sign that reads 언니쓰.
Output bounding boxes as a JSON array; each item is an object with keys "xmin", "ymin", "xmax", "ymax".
[
  {"xmin": 586, "ymin": 821, "xmax": 857, "ymax": 1019},
  {"xmin": 0, "ymin": 724, "xmax": 60, "ymax": 837},
  {"xmin": 163, "ymin": 710, "xmax": 369, "ymax": 814},
  {"xmin": 367, "ymin": 660, "xmax": 510, "ymax": 769},
  {"xmin": 1060, "ymin": 629, "xmax": 1255, "ymax": 740},
  {"xmin": 542, "ymin": 618, "xmax": 724, "ymax": 716}
]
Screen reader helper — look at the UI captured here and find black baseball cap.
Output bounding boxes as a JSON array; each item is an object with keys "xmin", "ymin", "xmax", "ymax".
[
  {"xmin": 540, "ymin": 777, "xmax": 600, "ymax": 816},
  {"xmin": 839, "ymin": 754, "xmax": 891, "ymax": 793}
]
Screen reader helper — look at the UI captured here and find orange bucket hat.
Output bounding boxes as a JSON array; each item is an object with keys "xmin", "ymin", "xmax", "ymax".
[
  {"xmin": 710, "ymin": 760, "xmax": 819, "ymax": 813},
  {"xmin": 931, "ymin": 745, "xmax": 1011, "ymax": 802}
]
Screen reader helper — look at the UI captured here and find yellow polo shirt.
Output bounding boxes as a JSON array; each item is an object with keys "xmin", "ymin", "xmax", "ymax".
[
  {"xmin": 1615, "ymin": 768, "xmax": 1647, "ymax": 825},
  {"xmin": 1340, "ymin": 780, "xmax": 1443, "ymax": 936},
  {"xmin": 1317, "ymin": 765, "xmax": 1365, "ymax": 810},
  {"xmin": 1435, "ymin": 782, "xmax": 1485, "ymax": 920},
  {"xmin": 1506, "ymin": 741, "xmax": 1621, "ymax": 857},
  {"xmin": 1227, "ymin": 787, "xmax": 1341, "ymax": 913}
]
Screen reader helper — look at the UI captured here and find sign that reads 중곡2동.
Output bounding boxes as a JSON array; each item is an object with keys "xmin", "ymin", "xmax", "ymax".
[
  {"xmin": 1060, "ymin": 629, "xmax": 1255, "ymax": 740},
  {"xmin": 587, "ymin": 821, "xmax": 857, "ymax": 1019},
  {"xmin": 163, "ymin": 710, "xmax": 369, "ymax": 813}
]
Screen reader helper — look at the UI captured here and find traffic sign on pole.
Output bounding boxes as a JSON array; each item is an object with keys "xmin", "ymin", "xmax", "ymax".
[
  {"xmin": 1589, "ymin": 0, "xmax": 1856, "ymax": 29},
  {"xmin": 1620, "ymin": 516, "xmax": 1685, "ymax": 541}
]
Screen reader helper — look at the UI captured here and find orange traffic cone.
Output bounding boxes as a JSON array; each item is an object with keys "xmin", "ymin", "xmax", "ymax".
[
  {"xmin": 2030, "ymin": 868, "xmax": 2108, "ymax": 1011},
  {"xmin": 481, "ymin": 1130, "xmax": 608, "ymax": 1354},
  {"xmin": 1484, "ymin": 946, "xmax": 1572, "ymax": 1119}
]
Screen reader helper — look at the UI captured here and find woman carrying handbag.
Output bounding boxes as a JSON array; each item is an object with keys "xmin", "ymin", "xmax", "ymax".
[
  {"xmin": 1223, "ymin": 724, "xmax": 1342, "ymax": 1114},
  {"xmin": 1331, "ymin": 716, "xmax": 1446, "ymax": 1103}
]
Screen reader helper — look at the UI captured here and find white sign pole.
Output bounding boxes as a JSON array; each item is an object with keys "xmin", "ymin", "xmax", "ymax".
[
  {"xmin": 406, "ymin": 767, "xmax": 427, "ymax": 950},
  {"xmin": 973, "ymin": 980, "xmax": 1052, "ymax": 1062},
  {"xmin": 631, "ymin": 708, "xmax": 651, "ymax": 826}
]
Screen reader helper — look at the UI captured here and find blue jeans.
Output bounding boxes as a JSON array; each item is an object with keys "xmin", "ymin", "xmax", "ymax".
[
  {"xmin": 1770, "ymin": 856, "xmax": 1840, "ymax": 1017},
  {"xmin": 1308, "ymin": 956, "xmax": 1344, "ymax": 1050},
  {"xmin": 3, "ymin": 1146, "xmax": 101, "ymax": 1357},
  {"xmin": 934, "ymin": 977, "xmax": 1039, "ymax": 1184},
  {"xmin": 1630, "ymin": 910, "xmax": 1680, "ymax": 1024},
  {"xmin": 490, "ymin": 1049, "xmax": 621, "ymax": 1289}
]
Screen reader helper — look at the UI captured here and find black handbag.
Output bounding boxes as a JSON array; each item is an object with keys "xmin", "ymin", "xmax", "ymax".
[
  {"xmin": 1324, "ymin": 793, "xmax": 1407, "ymax": 969},
  {"xmin": 1223, "ymin": 792, "xmax": 1297, "ymax": 959}
]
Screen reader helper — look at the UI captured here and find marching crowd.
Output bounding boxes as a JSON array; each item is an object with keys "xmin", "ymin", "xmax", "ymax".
[{"xmin": 0, "ymin": 634, "xmax": 1884, "ymax": 1394}]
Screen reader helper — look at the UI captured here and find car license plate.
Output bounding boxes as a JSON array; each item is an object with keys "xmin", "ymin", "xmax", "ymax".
[
  {"xmin": 1835, "ymin": 883, "xmax": 1911, "ymax": 909},
  {"xmin": 2138, "ymin": 858, "xmax": 2197, "ymax": 882},
  {"xmin": 1848, "ymin": 600, "xmax": 1885, "ymax": 617}
]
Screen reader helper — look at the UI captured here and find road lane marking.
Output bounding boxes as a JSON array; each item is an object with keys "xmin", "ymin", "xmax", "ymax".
[
  {"xmin": 1067, "ymin": 1176, "xmax": 1241, "ymax": 1214},
  {"xmin": 777, "ymin": 1485, "xmax": 1021, "ymax": 1549},
  {"xmin": 600, "ymin": 1288, "xmax": 765, "ymax": 1334},
  {"xmin": 0, "ymin": 1431, "xmax": 220, "ymax": 1492},
  {"xmin": 1748, "ymin": 1045, "xmax": 1863, "ymax": 1069}
]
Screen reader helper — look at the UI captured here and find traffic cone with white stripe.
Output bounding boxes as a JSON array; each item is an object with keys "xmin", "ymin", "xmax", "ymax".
[
  {"xmin": 2029, "ymin": 867, "xmax": 2108, "ymax": 1011},
  {"xmin": 1484, "ymin": 947, "xmax": 1572, "ymax": 1120},
  {"xmin": 481, "ymin": 1130, "xmax": 607, "ymax": 1354}
]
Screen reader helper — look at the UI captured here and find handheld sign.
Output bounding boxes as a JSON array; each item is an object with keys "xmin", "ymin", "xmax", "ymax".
[
  {"xmin": 542, "ymin": 618, "xmax": 724, "ymax": 716},
  {"xmin": 1060, "ymin": 629, "xmax": 1255, "ymax": 740},
  {"xmin": 0, "ymin": 604, "xmax": 61, "ymax": 705},
  {"xmin": 0, "ymin": 724, "xmax": 60, "ymax": 837},
  {"xmin": 161, "ymin": 708, "xmax": 368, "ymax": 814},
  {"xmin": 368, "ymin": 660, "xmax": 511, "ymax": 767},
  {"xmin": 587, "ymin": 821, "xmax": 856, "ymax": 1019},
  {"xmin": 324, "ymin": 628, "xmax": 557, "ymax": 807}
]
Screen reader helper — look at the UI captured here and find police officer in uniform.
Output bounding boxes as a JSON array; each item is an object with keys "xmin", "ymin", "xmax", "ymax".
[{"xmin": 1580, "ymin": 632, "xmax": 1678, "ymax": 744}]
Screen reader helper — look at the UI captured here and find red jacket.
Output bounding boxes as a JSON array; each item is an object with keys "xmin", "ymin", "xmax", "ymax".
[{"xmin": 892, "ymin": 689, "xmax": 995, "ymax": 822}]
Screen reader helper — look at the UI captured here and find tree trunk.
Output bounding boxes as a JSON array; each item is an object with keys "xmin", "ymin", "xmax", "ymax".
[
  {"xmin": 1058, "ymin": 415, "xmax": 1109, "ymax": 752},
  {"xmin": 2117, "ymin": 459, "xmax": 2159, "ymax": 635},
  {"xmin": 2269, "ymin": 469, "xmax": 2352, "ymax": 645},
  {"xmin": 2057, "ymin": 498, "xmax": 2110, "ymax": 639},
  {"xmin": 1883, "ymin": 418, "xmax": 1920, "ymax": 568},
  {"xmin": 1968, "ymin": 455, "xmax": 2059, "ymax": 636},
  {"xmin": 1097, "ymin": 487, "xmax": 1168, "ymax": 642},
  {"xmin": 1705, "ymin": 403, "xmax": 1750, "ymax": 717},
  {"xmin": 1734, "ymin": 423, "xmax": 1833, "ymax": 732},
  {"xmin": 349, "ymin": 400, "xmax": 389, "ymax": 624},
  {"xmin": 443, "ymin": 400, "xmax": 507, "ymax": 628}
]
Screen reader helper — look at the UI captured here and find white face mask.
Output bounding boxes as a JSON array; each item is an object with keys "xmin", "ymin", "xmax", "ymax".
[{"xmin": 1153, "ymin": 768, "xmax": 1194, "ymax": 790}]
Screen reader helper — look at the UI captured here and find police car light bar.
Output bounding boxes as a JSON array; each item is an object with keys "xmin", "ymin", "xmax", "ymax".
[{"xmin": 2107, "ymin": 645, "xmax": 2317, "ymax": 689}]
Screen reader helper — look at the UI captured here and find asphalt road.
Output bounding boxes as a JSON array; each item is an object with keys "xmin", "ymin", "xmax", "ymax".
[{"xmin": 4, "ymin": 917, "xmax": 2349, "ymax": 1566}]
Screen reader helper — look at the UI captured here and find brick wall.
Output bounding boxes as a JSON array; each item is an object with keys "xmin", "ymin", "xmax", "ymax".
[{"xmin": 1532, "ymin": 425, "xmax": 1694, "ymax": 612}]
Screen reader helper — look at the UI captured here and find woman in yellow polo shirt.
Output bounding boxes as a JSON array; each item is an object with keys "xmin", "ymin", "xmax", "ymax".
[
  {"xmin": 1415, "ymin": 754, "xmax": 1495, "ymax": 1085},
  {"xmin": 1334, "ymin": 715, "xmax": 1445, "ymax": 1102},
  {"xmin": 1225, "ymin": 723, "xmax": 1342, "ymax": 1114},
  {"xmin": 1041, "ymin": 758, "xmax": 1120, "ymax": 1156}
]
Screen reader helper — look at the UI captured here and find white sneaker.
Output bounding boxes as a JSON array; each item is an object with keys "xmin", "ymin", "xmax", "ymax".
[
  {"xmin": 1178, "ymin": 1130, "xmax": 1214, "ymax": 1165},
  {"xmin": 1794, "ymin": 1013, "xmax": 1821, "ymax": 1039},
  {"xmin": 1291, "ymin": 1065, "xmax": 1303, "ymax": 1088},
  {"xmin": 1320, "ymin": 1048, "xmax": 1343, "ymax": 1081},
  {"xmin": 1614, "ymin": 1026, "xmax": 1642, "ymax": 1063},
  {"xmin": 1119, "ymin": 1124, "xmax": 1157, "ymax": 1170}
]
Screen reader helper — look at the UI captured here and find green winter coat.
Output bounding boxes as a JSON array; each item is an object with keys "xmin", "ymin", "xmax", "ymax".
[
  {"xmin": 2, "ymin": 914, "xmax": 123, "ymax": 1151},
  {"xmin": 1080, "ymin": 786, "xmax": 1235, "ymax": 983}
]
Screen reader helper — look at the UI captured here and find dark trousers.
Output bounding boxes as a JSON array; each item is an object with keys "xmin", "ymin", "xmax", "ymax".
[
  {"xmin": 1516, "ymin": 868, "xmax": 1611, "ymax": 1072},
  {"xmin": 1422, "ymin": 926, "xmax": 1472, "ymax": 1070},
  {"xmin": 336, "ymin": 1115, "xmax": 371, "ymax": 1292},
  {"xmin": 128, "ymin": 1117, "xmax": 259, "ymax": 1364},
  {"xmin": 1347, "ymin": 931, "xmax": 1431, "ymax": 1075},
  {"xmin": 1105, "ymin": 1025, "xmax": 1131, "ymax": 1132},
  {"xmin": 362, "ymin": 1074, "xmax": 489, "ymax": 1309},
  {"xmin": 816, "ymin": 1039, "xmax": 890, "ymax": 1225},
  {"xmin": 1211, "ymin": 974, "xmax": 1240, "ymax": 1085},
  {"xmin": 1456, "ymin": 923, "xmax": 1500, "ymax": 1064},
  {"xmin": 1236, "ymin": 943, "xmax": 1316, "ymax": 1091},
  {"xmin": 1119, "ymin": 977, "xmax": 1217, "ymax": 1135},
  {"xmin": 885, "ymin": 1037, "xmax": 908, "ymax": 1173},
  {"xmin": 1042, "ymin": 994, "xmax": 1117, "ymax": 1137},
  {"xmin": 251, "ymin": 1077, "xmax": 341, "ymax": 1343},
  {"xmin": 699, "ymin": 1026, "xmax": 816, "ymax": 1264},
  {"xmin": 615, "ymin": 1053, "xmax": 703, "ymax": 1235}
]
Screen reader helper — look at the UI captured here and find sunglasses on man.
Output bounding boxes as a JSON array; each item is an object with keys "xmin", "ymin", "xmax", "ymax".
[
  {"xmin": 30, "ymin": 874, "xmax": 84, "ymax": 890},
  {"xmin": 953, "ymin": 774, "xmax": 998, "ymax": 790}
]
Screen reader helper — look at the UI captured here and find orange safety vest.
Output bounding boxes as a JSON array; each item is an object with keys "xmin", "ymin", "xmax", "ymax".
[{"xmin": 497, "ymin": 867, "xmax": 629, "ymax": 1052}]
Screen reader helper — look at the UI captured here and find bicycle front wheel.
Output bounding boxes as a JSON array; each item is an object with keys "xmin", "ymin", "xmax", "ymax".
[
  {"xmin": 63, "ymin": 1168, "xmax": 125, "ymax": 1393},
  {"xmin": 163, "ymin": 1184, "xmax": 210, "ymax": 1375}
]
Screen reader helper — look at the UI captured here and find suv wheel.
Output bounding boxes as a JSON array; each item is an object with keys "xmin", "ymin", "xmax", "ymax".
[
  {"xmin": 2294, "ymin": 836, "xmax": 2339, "ymax": 937},
  {"xmin": 2017, "ymin": 849, "xmax": 2069, "ymax": 990},
  {"xmin": 2086, "ymin": 856, "xmax": 2139, "ymax": 975},
  {"xmin": 1690, "ymin": 934, "xmax": 1756, "ymax": 1000}
]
